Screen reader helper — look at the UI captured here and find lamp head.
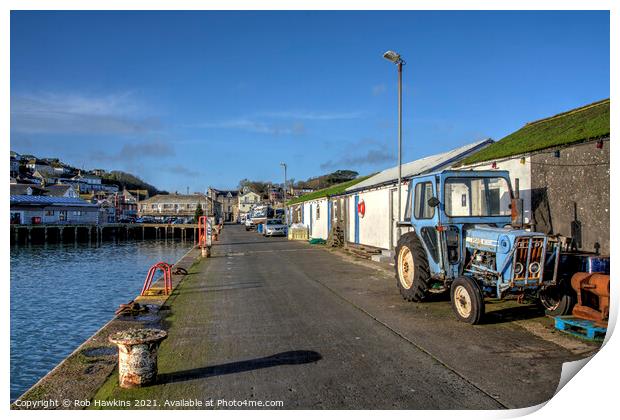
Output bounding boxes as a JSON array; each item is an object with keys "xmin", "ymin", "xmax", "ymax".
[{"xmin": 383, "ymin": 50, "xmax": 403, "ymax": 64}]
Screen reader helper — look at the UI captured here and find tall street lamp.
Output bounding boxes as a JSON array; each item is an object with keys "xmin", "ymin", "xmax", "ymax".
[
  {"xmin": 280, "ymin": 162, "xmax": 288, "ymax": 225},
  {"xmin": 383, "ymin": 50, "xmax": 405, "ymax": 238}
]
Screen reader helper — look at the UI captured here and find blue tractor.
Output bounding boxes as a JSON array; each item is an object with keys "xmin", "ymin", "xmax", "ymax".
[{"xmin": 395, "ymin": 170, "xmax": 572, "ymax": 324}]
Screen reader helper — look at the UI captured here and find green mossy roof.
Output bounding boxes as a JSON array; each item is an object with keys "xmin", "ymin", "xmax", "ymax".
[
  {"xmin": 461, "ymin": 98, "xmax": 610, "ymax": 165},
  {"xmin": 287, "ymin": 175, "xmax": 373, "ymax": 205}
]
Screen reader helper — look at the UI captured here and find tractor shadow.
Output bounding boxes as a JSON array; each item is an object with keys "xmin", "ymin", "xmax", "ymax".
[
  {"xmin": 482, "ymin": 302, "xmax": 545, "ymax": 324},
  {"xmin": 157, "ymin": 350, "xmax": 322, "ymax": 384}
]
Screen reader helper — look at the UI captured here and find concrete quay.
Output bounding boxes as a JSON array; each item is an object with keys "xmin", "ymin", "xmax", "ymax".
[{"xmin": 13, "ymin": 224, "xmax": 601, "ymax": 410}]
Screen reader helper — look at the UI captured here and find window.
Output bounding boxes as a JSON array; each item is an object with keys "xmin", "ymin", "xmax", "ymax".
[
  {"xmin": 73, "ymin": 211, "xmax": 83, "ymax": 216},
  {"xmin": 444, "ymin": 177, "xmax": 511, "ymax": 217},
  {"xmin": 59, "ymin": 211, "xmax": 67, "ymax": 221},
  {"xmin": 151, "ymin": 204, "xmax": 158, "ymax": 210},
  {"xmin": 414, "ymin": 182, "xmax": 435, "ymax": 219},
  {"xmin": 316, "ymin": 205, "xmax": 320, "ymax": 220},
  {"xmin": 45, "ymin": 210, "xmax": 55, "ymax": 216}
]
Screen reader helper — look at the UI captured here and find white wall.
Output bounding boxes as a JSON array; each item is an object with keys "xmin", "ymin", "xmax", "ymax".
[
  {"xmin": 459, "ymin": 157, "xmax": 532, "ymax": 223},
  {"xmin": 301, "ymin": 198, "xmax": 329, "ymax": 240},
  {"xmin": 357, "ymin": 188, "xmax": 391, "ymax": 249},
  {"xmin": 344, "ymin": 183, "xmax": 408, "ymax": 250}
]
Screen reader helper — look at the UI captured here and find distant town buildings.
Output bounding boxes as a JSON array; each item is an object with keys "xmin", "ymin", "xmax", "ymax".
[
  {"xmin": 10, "ymin": 195, "xmax": 99, "ymax": 225},
  {"xmin": 238, "ymin": 190, "xmax": 262, "ymax": 216},
  {"xmin": 10, "ymin": 152, "xmax": 141, "ymax": 225},
  {"xmin": 138, "ymin": 193, "xmax": 210, "ymax": 220},
  {"xmin": 210, "ymin": 188, "xmax": 239, "ymax": 222}
]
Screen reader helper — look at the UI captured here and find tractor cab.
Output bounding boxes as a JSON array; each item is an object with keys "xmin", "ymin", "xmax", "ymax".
[{"xmin": 396, "ymin": 170, "xmax": 567, "ymax": 324}]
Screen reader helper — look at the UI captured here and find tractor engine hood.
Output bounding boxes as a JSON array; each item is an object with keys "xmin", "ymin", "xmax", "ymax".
[{"xmin": 464, "ymin": 225, "xmax": 540, "ymax": 255}]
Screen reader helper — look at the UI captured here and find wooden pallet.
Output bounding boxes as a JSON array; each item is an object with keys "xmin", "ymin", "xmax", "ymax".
[{"xmin": 554, "ymin": 316, "xmax": 607, "ymax": 341}]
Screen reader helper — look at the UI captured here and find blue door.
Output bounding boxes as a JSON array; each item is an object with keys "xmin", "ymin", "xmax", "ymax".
[
  {"xmin": 354, "ymin": 195, "xmax": 360, "ymax": 244},
  {"xmin": 327, "ymin": 199, "xmax": 332, "ymax": 232},
  {"xmin": 409, "ymin": 175, "xmax": 441, "ymax": 275}
]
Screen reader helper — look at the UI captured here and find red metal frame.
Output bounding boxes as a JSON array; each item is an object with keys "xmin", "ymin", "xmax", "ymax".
[
  {"xmin": 141, "ymin": 262, "xmax": 173, "ymax": 295},
  {"xmin": 198, "ymin": 215, "xmax": 207, "ymax": 248}
]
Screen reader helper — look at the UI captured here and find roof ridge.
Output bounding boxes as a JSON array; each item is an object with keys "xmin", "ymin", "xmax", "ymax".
[{"xmin": 524, "ymin": 98, "xmax": 610, "ymax": 128}]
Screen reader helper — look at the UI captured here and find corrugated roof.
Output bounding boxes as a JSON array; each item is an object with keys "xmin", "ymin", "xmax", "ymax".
[
  {"xmin": 345, "ymin": 138, "xmax": 494, "ymax": 192},
  {"xmin": 10, "ymin": 195, "xmax": 97, "ymax": 207}
]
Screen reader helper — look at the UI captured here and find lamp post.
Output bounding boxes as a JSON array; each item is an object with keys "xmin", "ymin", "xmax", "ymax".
[
  {"xmin": 280, "ymin": 162, "xmax": 288, "ymax": 225},
  {"xmin": 383, "ymin": 50, "xmax": 405, "ymax": 238}
]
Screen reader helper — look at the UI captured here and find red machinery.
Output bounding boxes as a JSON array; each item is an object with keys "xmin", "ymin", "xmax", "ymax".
[
  {"xmin": 198, "ymin": 216, "xmax": 208, "ymax": 247},
  {"xmin": 571, "ymin": 272, "xmax": 610, "ymax": 326},
  {"xmin": 141, "ymin": 262, "xmax": 173, "ymax": 296}
]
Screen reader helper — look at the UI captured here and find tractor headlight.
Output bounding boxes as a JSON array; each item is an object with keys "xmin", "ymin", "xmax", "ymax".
[{"xmin": 514, "ymin": 262, "xmax": 524, "ymax": 276}]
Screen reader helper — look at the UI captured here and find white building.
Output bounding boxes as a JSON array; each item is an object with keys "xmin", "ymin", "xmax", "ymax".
[
  {"xmin": 288, "ymin": 177, "xmax": 370, "ymax": 241},
  {"xmin": 238, "ymin": 190, "xmax": 262, "ymax": 215},
  {"xmin": 342, "ymin": 139, "xmax": 494, "ymax": 251}
]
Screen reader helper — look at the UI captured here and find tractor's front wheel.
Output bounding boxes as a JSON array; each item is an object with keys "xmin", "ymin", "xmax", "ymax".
[
  {"xmin": 450, "ymin": 277, "xmax": 485, "ymax": 324},
  {"xmin": 395, "ymin": 233, "xmax": 432, "ymax": 302}
]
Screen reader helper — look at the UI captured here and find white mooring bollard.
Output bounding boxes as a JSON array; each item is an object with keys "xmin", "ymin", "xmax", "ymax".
[{"xmin": 109, "ymin": 328, "xmax": 168, "ymax": 388}]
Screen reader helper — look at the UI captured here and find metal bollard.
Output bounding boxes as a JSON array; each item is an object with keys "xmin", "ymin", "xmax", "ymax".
[{"xmin": 109, "ymin": 328, "xmax": 168, "ymax": 388}]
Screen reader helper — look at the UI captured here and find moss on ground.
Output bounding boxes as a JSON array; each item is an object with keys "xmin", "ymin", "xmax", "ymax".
[{"xmin": 90, "ymin": 257, "xmax": 213, "ymax": 408}]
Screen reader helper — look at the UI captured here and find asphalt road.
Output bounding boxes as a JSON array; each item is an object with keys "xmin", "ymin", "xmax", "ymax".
[{"xmin": 94, "ymin": 224, "xmax": 599, "ymax": 409}]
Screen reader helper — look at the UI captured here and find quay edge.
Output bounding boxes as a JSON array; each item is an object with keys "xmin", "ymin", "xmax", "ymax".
[{"xmin": 11, "ymin": 245, "xmax": 203, "ymax": 410}]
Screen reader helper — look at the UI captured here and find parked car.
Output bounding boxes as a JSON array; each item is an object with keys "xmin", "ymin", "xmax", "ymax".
[
  {"xmin": 263, "ymin": 218, "xmax": 287, "ymax": 237},
  {"xmin": 136, "ymin": 216, "xmax": 155, "ymax": 223},
  {"xmin": 245, "ymin": 217, "xmax": 255, "ymax": 231},
  {"xmin": 118, "ymin": 216, "xmax": 136, "ymax": 223}
]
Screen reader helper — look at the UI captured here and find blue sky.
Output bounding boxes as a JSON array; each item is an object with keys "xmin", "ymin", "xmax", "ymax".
[{"xmin": 10, "ymin": 10, "xmax": 609, "ymax": 192}]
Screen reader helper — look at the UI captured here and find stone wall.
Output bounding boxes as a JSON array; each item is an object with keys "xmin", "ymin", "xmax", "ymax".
[{"xmin": 530, "ymin": 138, "xmax": 609, "ymax": 255}]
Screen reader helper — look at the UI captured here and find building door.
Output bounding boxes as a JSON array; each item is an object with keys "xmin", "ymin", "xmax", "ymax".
[{"xmin": 354, "ymin": 195, "xmax": 360, "ymax": 244}]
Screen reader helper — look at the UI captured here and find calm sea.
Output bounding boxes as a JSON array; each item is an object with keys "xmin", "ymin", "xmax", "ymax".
[{"xmin": 10, "ymin": 239, "xmax": 193, "ymax": 401}]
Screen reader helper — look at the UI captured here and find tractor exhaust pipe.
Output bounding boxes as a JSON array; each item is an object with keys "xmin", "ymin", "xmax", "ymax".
[{"xmin": 511, "ymin": 178, "xmax": 524, "ymax": 228}]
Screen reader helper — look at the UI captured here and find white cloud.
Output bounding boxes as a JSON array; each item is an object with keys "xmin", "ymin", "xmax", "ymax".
[
  {"xmin": 194, "ymin": 118, "xmax": 305, "ymax": 136},
  {"xmin": 10, "ymin": 91, "xmax": 160, "ymax": 135}
]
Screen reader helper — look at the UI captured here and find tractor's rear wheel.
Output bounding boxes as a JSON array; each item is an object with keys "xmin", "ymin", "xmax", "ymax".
[
  {"xmin": 395, "ymin": 233, "xmax": 432, "ymax": 302},
  {"xmin": 539, "ymin": 285, "xmax": 575, "ymax": 316},
  {"xmin": 450, "ymin": 277, "xmax": 485, "ymax": 324}
]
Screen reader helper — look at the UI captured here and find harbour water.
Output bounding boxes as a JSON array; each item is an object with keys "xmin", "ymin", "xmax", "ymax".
[{"xmin": 10, "ymin": 239, "xmax": 193, "ymax": 401}]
